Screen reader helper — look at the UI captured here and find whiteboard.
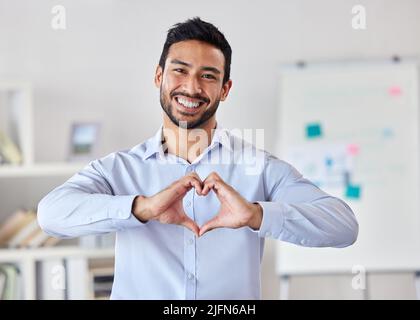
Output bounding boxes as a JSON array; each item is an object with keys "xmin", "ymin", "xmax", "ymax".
[{"xmin": 276, "ymin": 59, "xmax": 420, "ymax": 275}]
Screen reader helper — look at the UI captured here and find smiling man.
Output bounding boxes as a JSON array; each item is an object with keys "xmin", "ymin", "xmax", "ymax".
[{"xmin": 37, "ymin": 17, "xmax": 358, "ymax": 299}]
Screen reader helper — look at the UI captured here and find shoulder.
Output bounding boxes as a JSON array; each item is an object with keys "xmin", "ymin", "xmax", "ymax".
[{"xmin": 88, "ymin": 138, "xmax": 152, "ymax": 174}]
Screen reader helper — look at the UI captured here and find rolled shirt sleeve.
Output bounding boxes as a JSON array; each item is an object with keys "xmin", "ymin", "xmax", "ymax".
[{"xmin": 256, "ymin": 154, "xmax": 359, "ymax": 248}]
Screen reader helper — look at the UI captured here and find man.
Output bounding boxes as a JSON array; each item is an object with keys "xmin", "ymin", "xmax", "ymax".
[{"xmin": 38, "ymin": 17, "xmax": 358, "ymax": 299}]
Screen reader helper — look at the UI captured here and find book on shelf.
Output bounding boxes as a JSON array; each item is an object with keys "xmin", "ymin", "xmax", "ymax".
[
  {"xmin": 89, "ymin": 266, "xmax": 114, "ymax": 300},
  {"xmin": 7, "ymin": 211, "xmax": 39, "ymax": 247},
  {"xmin": 0, "ymin": 129, "xmax": 22, "ymax": 165},
  {"xmin": 0, "ymin": 209, "xmax": 61, "ymax": 248},
  {"xmin": 0, "ymin": 269, "xmax": 6, "ymax": 299},
  {"xmin": 0, "ymin": 264, "xmax": 21, "ymax": 300},
  {"xmin": 0, "ymin": 209, "xmax": 34, "ymax": 245}
]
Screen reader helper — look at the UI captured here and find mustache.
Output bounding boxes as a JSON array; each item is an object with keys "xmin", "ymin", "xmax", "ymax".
[{"xmin": 170, "ymin": 91, "xmax": 210, "ymax": 104}]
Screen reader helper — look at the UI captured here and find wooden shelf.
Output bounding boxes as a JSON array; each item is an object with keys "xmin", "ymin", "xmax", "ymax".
[{"xmin": 0, "ymin": 162, "xmax": 86, "ymax": 177}]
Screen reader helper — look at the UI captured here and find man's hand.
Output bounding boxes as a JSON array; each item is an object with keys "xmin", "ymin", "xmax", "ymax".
[
  {"xmin": 198, "ymin": 172, "xmax": 263, "ymax": 237},
  {"xmin": 132, "ymin": 172, "xmax": 203, "ymax": 237}
]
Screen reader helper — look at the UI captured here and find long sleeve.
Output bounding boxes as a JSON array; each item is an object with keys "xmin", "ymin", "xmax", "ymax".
[
  {"xmin": 257, "ymin": 154, "xmax": 359, "ymax": 248},
  {"xmin": 37, "ymin": 159, "xmax": 144, "ymax": 238}
]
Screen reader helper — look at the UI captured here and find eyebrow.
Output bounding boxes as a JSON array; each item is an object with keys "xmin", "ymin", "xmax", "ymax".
[{"xmin": 170, "ymin": 59, "xmax": 221, "ymax": 74}]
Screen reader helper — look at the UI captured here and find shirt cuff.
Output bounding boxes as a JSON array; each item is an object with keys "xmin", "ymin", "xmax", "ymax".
[
  {"xmin": 253, "ymin": 201, "xmax": 285, "ymax": 238},
  {"xmin": 108, "ymin": 195, "xmax": 146, "ymax": 230}
]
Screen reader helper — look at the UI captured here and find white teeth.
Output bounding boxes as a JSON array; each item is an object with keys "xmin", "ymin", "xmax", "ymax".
[{"xmin": 177, "ymin": 97, "xmax": 201, "ymax": 108}]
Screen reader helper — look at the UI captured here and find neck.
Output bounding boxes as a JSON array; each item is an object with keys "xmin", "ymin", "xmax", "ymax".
[{"xmin": 162, "ymin": 116, "xmax": 217, "ymax": 163}]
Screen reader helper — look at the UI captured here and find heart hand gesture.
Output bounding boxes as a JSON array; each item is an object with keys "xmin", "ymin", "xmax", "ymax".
[{"xmin": 131, "ymin": 171, "xmax": 263, "ymax": 237}]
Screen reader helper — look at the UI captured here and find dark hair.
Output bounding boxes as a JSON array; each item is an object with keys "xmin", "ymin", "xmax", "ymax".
[{"xmin": 158, "ymin": 17, "xmax": 232, "ymax": 84}]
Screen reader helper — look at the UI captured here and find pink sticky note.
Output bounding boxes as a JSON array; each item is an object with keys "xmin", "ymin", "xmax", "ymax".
[
  {"xmin": 388, "ymin": 86, "xmax": 402, "ymax": 97},
  {"xmin": 347, "ymin": 144, "xmax": 360, "ymax": 156}
]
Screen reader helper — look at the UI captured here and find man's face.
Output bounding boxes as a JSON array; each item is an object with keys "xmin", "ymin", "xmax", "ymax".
[{"xmin": 155, "ymin": 40, "xmax": 232, "ymax": 129}]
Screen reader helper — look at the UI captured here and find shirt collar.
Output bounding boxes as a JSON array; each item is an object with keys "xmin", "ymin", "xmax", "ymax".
[{"xmin": 142, "ymin": 122, "xmax": 232, "ymax": 160}]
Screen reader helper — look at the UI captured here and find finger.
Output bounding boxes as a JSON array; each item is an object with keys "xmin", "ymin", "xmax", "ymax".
[
  {"xmin": 169, "ymin": 181, "xmax": 190, "ymax": 200},
  {"xmin": 201, "ymin": 180, "xmax": 215, "ymax": 196},
  {"xmin": 183, "ymin": 177, "xmax": 202, "ymax": 196},
  {"xmin": 202, "ymin": 175, "xmax": 219, "ymax": 194},
  {"xmin": 199, "ymin": 216, "xmax": 222, "ymax": 237},
  {"xmin": 205, "ymin": 172, "xmax": 226, "ymax": 188},
  {"xmin": 207, "ymin": 171, "xmax": 221, "ymax": 180},
  {"xmin": 188, "ymin": 171, "xmax": 203, "ymax": 183},
  {"xmin": 202, "ymin": 180, "xmax": 224, "ymax": 197},
  {"xmin": 189, "ymin": 178, "xmax": 203, "ymax": 195},
  {"xmin": 189, "ymin": 172, "xmax": 204, "ymax": 195},
  {"xmin": 155, "ymin": 185, "xmax": 185, "ymax": 211},
  {"xmin": 181, "ymin": 217, "xmax": 200, "ymax": 237},
  {"xmin": 183, "ymin": 175, "xmax": 203, "ymax": 195}
]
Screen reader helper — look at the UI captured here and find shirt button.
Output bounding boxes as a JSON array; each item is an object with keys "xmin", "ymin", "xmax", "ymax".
[
  {"xmin": 187, "ymin": 273, "xmax": 194, "ymax": 280},
  {"xmin": 266, "ymin": 231, "xmax": 272, "ymax": 237},
  {"xmin": 188, "ymin": 238, "xmax": 194, "ymax": 245}
]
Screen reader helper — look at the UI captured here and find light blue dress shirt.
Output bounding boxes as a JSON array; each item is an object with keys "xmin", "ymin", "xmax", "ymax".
[{"xmin": 38, "ymin": 124, "xmax": 358, "ymax": 299}]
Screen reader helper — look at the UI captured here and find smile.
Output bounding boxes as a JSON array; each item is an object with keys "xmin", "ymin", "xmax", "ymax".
[{"xmin": 174, "ymin": 96, "xmax": 206, "ymax": 114}]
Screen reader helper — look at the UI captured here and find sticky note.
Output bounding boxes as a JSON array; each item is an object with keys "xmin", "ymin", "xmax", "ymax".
[
  {"xmin": 345, "ymin": 185, "xmax": 361, "ymax": 199},
  {"xmin": 388, "ymin": 86, "xmax": 402, "ymax": 97},
  {"xmin": 325, "ymin": 157, "xmax": 333, "ymax": 167},
  {"xmin": 382, "ymin": 128, "xmax": 394, "ymax": 138},
  {"xmin": 306, "ymin": 123, "xmax": 322, "ymax": 138},
  {"xmin": 347, "ymin": 144, "xmax": 360, "ymax": 156}
]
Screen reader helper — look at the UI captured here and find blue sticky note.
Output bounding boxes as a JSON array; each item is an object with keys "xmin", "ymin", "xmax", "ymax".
[
  {"xmin": 382, "ymin": 127, "xmax": 394, "ymax": 139},
  {"xmin": 306, "ymin": 123, "xmax": 322, "ymax": 138},
  {"xmin": 325, "ymin": 157, "xmax": 333, "ymax": 167},
  {"xmin": 345, "ymin": 185, "xmax": 361, "ymax": 199}
]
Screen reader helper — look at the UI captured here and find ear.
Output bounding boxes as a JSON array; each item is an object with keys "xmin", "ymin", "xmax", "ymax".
[
  {"xmin": 220, "ymin": 79, "xmax": 233, "ymax": 101},
  {"xmin": 154, "ymin": 65, "xmax": 163, "ymax": 88}
]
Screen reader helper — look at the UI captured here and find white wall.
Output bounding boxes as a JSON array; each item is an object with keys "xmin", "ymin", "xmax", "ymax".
[{"xmin": 1, "ymin": 0, "xmax": 420, "ymax": 299}]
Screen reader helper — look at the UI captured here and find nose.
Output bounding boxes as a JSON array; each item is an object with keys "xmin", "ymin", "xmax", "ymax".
[{"xmin": 181, "ymin": 75, "xmax": 203, "ymax": 96}]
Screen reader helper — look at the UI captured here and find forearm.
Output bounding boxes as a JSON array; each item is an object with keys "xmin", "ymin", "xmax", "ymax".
[
  {"xmin": 37, "ymin": 185, "xmax": 143, "ymax": 238},
  {"xmin": 257, "ymin": 196, "xmax": 358, "ymax": 248}
]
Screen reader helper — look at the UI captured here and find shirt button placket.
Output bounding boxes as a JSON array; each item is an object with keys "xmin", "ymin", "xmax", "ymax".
[{"xmin": 184, "ymin": 165, "xmax": 197, "ymax": 299}]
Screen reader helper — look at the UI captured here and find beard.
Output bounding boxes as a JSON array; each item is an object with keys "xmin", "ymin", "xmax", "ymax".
[{"xmin": 160, "ymin": 86, "xmax": 220, "ymax": 129}]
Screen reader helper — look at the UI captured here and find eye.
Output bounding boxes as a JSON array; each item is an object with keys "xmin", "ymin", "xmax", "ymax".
[
  {"xmin": 174, "ymin": 68, "xmax": 186, "ymax": 74},
  {"xmin": 202, "ymin": 74, "xmax": 216, "ymax": 80}
]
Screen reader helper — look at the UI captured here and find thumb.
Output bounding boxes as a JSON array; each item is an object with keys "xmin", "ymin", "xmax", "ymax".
[
  {"xmin": 199, "ymin": 216, "xmax": 222, "ymax": 237},
  {"xmin": 181, "ymin": 217, "xmax": 200, "ymax": 237}
]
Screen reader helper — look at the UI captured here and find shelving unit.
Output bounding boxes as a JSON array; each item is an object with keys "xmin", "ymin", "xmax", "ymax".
[
  {"xmin": 0, "ymin": 247, "xmax": 114, "ymax": 299},
  {"xmin": 0, "ymin": 82, "xmax": 112, "ymax": 299},
  {"xmin": 0, "ymin": 162, "xmax": 85, "ymax": 178}
]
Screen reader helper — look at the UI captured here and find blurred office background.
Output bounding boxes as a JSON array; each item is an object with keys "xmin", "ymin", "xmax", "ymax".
[{"xmin": 0, "ymin": 0, "xmax": 420, "ymax": 299}]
